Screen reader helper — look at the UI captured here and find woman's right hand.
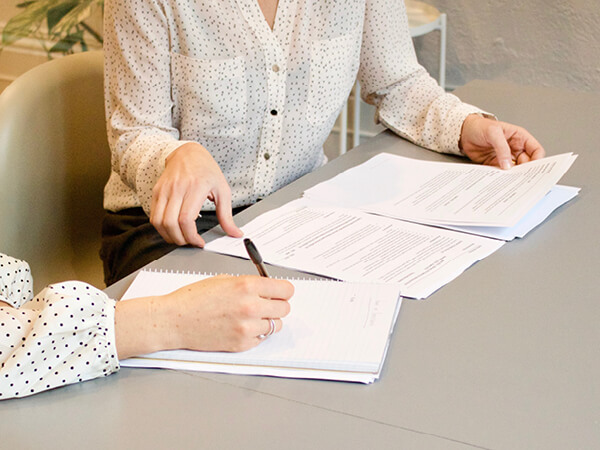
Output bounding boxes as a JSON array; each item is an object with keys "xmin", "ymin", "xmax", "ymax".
[
  {"xmin": 150, "ymin": 142, "xmax": 243, "ymax": 247},
  {"xmin": 115, "ymin": 275, "xmax": 294, "ymax": 358}
]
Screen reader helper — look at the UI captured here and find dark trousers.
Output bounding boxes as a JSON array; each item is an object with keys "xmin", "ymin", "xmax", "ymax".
[{"xmin": 100, "ymin": 206, "xmax": 248, "ymax": 286}]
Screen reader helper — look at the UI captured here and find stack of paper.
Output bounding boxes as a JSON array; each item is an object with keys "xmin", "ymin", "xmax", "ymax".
[
  {"xmin": 205, "ymin": 153, "xmax": 578, "ymax": 298},
  {"xmin": 303, "ymin": 152, "xmax": 579, "ymax": 240},
  {"xmin": 120, "ymin": 270, "xmax": 402, "ymax": 383}
]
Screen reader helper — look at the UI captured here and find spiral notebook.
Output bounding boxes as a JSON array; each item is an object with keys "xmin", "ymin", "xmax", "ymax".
[{"xmin": 119, "ymin": 269, "xmax": 402, "ymax": 383}]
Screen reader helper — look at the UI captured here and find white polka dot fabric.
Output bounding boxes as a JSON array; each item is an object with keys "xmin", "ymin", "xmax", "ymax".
[
  {"xmin": 0, "ymin": 254, "xmax": 33, "ymax": 308},
  {"xmin": 0, "ymin": 254, "xmax": 119, "ymax": 399},
  {"xmin": 103, "ymin": 0, "xmax": 485, "ymax": 216}
]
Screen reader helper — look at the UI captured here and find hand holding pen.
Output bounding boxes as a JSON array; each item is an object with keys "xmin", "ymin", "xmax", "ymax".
[
  {"xmin": 244, "ymin": 238, "xmax": 270, "ymax": 278},
  {"xmin": 244, "ymin": 238, "xmax": 279, "ymax": 339}
]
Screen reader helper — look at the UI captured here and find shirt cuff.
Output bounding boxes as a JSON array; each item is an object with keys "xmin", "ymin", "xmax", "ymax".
[{"xmin": 377, "ymin": 87, "xmax": 495, "ymax": 156}]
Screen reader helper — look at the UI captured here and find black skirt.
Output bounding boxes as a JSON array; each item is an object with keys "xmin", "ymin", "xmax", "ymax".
[{"xmin": 100, "ymin": 206, "xmax": 248, "ymax": 286}]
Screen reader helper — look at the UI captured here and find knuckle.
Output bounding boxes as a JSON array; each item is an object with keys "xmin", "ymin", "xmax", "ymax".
[
  {"xmin": 235, "ymin": 276, "xmax": 257, "ymax": 295},
  {"xmin": 192, "ymin": 179, "xmax": 208, "ymax": 192},
  {"xmin": 162, "ymin": 217, "xmax": 178, "ymax": 232},
  {"xmin": 232, "ymin": 320, "xmax": 252, "ymax": 338},
  {"xmin": 178, "ymin": 213, "xmax": 194, "ymax": 227},
  {"xmin": 238, "ymin": 301, "xmax": 257, "ymax": 318}
]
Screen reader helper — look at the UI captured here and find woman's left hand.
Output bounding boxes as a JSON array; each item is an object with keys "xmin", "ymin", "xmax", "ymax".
[{"xmin": 459, "ymin": 114, "xmax": 546, "ymax": 169}]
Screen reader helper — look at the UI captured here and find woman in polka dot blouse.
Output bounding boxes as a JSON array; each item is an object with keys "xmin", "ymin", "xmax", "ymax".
[
  {"xmin": 101, "ymin": 0, "xmax": 545, "ymax": 284},
  {"xmin": 0, "ymin": 254, "xmax": 293, "ymax": 399}
]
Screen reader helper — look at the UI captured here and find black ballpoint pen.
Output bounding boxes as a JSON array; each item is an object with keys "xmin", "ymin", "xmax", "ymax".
[{"xmin": 244, "ymin": 238, "xmax": 270, "ymax": 278}]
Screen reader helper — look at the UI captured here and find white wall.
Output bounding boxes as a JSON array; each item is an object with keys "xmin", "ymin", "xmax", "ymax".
[{"xmin": 414, "ymin": 0, "xmax": 600, "ymax": 92}]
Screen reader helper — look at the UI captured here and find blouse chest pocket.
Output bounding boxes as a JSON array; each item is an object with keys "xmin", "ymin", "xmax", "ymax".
[
  {"xmin": 171, "ymin": 52, "xmax": 248, "ymax": 138},
  {"xmin": 306, "ymin": 29, "xmax": 361, "ymax": 127}
]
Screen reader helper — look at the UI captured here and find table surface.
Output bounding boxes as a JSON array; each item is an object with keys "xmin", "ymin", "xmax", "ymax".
[{"xmin": 3, "ymin": 81, "xmax": 599, "ymax": 449}]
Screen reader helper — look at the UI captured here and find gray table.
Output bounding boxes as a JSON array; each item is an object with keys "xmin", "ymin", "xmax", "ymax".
[{"xmin": 3, "ymin": 81, "xmax": 599, "ymax": 449}]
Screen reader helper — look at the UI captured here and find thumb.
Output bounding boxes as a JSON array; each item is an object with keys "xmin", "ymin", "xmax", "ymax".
[{"xmin": 487, "ymin": 123, "xmax": 513, "ymax": 170}]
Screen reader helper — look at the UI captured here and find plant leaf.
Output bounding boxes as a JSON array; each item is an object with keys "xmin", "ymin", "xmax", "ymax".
[
  {"xmin": 16, "ymin": 1, "xmax": 37, "ymax": 8},
  {"xmin": 47, "ymin": 1, "xmax": 78, "ymax": 33},
  {"xmin": 80, "ymin": 21, "xmax": 102, "ymax": 44},
  {"xmin": 48, "ymin": 28, "xmax": 83, "ymax": 53},
  {"xmin": 1, "ymin": 0, "xmax": 61, "ymax": 46},
  {"xmin": 53, "ymin": 0, "xmax": 97, "ymax": 36}
]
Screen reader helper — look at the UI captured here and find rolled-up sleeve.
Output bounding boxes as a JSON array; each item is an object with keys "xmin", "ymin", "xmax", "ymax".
[
  {"xmin": 0, "ymin": 256, "xmax": 119, "ymax": 400},
  {"xmin": 104, "ymin": 0, "xmax": 193, "ymax": 214},
  {"xmin": 358, "ymin": 0, "xmax": 487, "ymax": 155}
]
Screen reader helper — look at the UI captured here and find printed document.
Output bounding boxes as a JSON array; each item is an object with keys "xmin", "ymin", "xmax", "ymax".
[
  {"xmin": 303, "ymin": 153, "xmax": 577, "ymax": 228},
  {"xmin": 205, "ymin": 198, "xmax": 504, "ymax": 299}
]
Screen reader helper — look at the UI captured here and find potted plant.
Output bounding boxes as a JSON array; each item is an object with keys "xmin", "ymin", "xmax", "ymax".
[{"xmin": 1, "ymin": 0, "xmax": 103, "ymax": 57}]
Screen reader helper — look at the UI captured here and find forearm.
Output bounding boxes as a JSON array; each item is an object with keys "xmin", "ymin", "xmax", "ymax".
[
  {"xmin": 377, "ymin": 82, "xmax": 486, "ymax": 155},
  {"xmin": 359, "ymin": 0, "xmax": 488, "ymax": 155},
  {"xmin": 114, "ymin": 295, "xmax": 178, "ymax": 360}
]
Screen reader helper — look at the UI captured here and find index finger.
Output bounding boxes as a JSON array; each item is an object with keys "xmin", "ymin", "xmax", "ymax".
[
  {"xmin": 213, "ymin": 183, "xmax": 243, "ymax": 238},
  {"xmin": 179, "ymin": 188, "xmax": 210, "ymax": 247},
  {"xmin": 523, "ymin": 133, "xmax": 546, "ymax": 161},
  {"xmin": 252, "ymin": 277, "xmax": 295, "ymax": 301}
]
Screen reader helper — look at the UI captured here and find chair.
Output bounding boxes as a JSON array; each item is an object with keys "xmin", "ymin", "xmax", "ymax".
[
  {"xmin": 0, "ymin": 51, "xmax": 110, "ymax": 292},
  {"xmin": 338, "ymin": 1, "xmax": 447, "ymax": 156}
]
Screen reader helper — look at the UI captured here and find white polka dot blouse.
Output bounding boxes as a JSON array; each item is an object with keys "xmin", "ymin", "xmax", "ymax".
[
  {"xmin": 0, "ymin": 254, "xmax": 119, "ymax": 400},
  {"xmin": 103, "ymin": 0, "xmax": 485, "ymax": 217}
]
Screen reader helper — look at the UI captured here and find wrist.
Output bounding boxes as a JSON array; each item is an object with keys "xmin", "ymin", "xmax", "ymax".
[
  {"xmin": 114, "ymin": 295, "xmax": 178, "ymax": 359},
  {"xmin": 165, "ymin": 142, "xmax": 207, "ymax": 166},
  {"xmin": 459, "ymin": 113, "xmax": 484, "ymax": 152}
]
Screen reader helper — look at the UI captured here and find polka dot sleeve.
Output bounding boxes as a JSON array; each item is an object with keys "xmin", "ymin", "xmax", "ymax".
[
  {"xmin": 0, "ymin": 280, "xmax": 119, "ymax": 400},
  {"xmin": 104, "ymin": 0, "xmax": 194, "ymax": 215},
  {"xmin": 0, "ymin": 254, "xmax": 33, "ymax": 308}
]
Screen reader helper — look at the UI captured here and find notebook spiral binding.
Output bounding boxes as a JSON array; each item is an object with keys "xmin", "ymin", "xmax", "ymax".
[{"xmin": 140, "ymin": 267, "xmax": 340, "ymax": 282}]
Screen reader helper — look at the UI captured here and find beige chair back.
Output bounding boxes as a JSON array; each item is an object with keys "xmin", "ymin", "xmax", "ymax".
[{"xmin": 0, "ymin": 51, "xmax": 109, "ymax": 292}]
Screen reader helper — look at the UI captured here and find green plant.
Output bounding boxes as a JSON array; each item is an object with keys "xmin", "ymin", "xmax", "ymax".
[{"xmin": 1, "ymin": 0, "xmax": 103, "ymax": 57}]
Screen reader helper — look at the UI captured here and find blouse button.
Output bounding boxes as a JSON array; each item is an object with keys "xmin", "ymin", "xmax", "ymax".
[
  {"xmin": 272, "ymin": 64, "xmax": 280, "ymax": 73},
  {"xmin": 264, "ymin": 153, "xmax": 271, "ymax": 160},
  {"xmin": 270, "ymin": 109, "xmax": 278, "ymax": 116}
]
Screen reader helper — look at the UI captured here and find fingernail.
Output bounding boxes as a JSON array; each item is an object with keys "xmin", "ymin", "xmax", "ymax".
[{"xmin": 500, "ymin": 160, "xmax": 512, "ymax": 170}]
